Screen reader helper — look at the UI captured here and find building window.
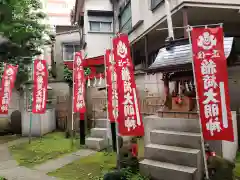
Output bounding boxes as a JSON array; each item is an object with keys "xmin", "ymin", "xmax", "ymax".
[
  {"xmin": 62, "ymin": 44, "xmax": 80, "ymax": 61},
  {"xmin": 89, "ymin": 21, "xmax": 112, "ymax": 32},
  {"xmin": 119, "ymin": 2, "xmax": 132, "ymax": 34},
  {"xmin": 151, "ymin": 0, "xmax": 163, "ymax": 10}
]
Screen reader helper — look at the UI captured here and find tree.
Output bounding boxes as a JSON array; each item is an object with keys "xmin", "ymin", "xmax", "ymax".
[
  {"xmin": 0, "ymin": 0, "xmax": 51, "ymax": 87},
  {"xmin": 63, "ymin": 65, "xmax": 73, "ymax": 87},
  {"xmin": 63, "ymin": 64, "xmax": 90, "ymax": 137}
]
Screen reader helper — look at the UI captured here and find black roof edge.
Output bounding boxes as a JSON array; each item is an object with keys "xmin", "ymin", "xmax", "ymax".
[
  {"xmin": 146, "ymin": 63, "xmax": 193, "ymax": 74},
  {"xmin": 87, "ymin": 10, "xmax": 114, "ymax": 17}
]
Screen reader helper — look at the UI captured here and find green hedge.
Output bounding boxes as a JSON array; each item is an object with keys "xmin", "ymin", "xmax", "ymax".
[{"xmin": 208, "ymin": 156, "xmax": 235, "ymax": 180}]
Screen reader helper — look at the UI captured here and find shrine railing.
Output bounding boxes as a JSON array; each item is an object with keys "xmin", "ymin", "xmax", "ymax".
[
  {"xmin": 140, "ymin": 96, "xmax": 165, "ymax": 116},
  {"xmin": 92, "ymin": 97, "xmax": 107, "ymax": 119},
  {"xmin": 91, "ymin": 96, "xmax": 164, "ymax": 119}
]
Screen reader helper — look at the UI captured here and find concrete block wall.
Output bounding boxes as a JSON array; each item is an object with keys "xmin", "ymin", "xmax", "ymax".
[{"xmin": 21, "ymin": 109, "xmax": 56, "ymax": 137}]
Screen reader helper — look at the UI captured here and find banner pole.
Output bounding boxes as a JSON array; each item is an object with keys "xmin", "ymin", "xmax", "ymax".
[
  {"xmin": 107, "ymin": 41, "xmax": 117, "ymax": 152},
  {"xmin": 115, "ymin": 113, "xmax": 120, "ymax": 170},
  {"xmin": 186, "ymin": 25, "xmax": 209, "ymax": 180},
  {"xmin": 40, "ymin": 114, "xmax": 42, "ymax": 141},
  {"xmin": 110, "ymin": 36, "xmax": 120, "ymax": 170},
  {"xmin": 71, "ymin": 56, "xmax": 75, "ymax": 148},
  {"xmin": 104, "ymin": 52, "xmax": 111, "ymax": 152},
  {"xmin": 80, "ymin": 51, "xmax": 86, "ymax": 145},
  {"xmin": 28, "ymin": 59, "xmax": 34, "ymax": 144}
]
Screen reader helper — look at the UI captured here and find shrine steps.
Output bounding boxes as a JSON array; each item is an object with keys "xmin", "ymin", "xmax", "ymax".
[
  {"xmin": 140, "ymin": 117, "xmax": 203, "ymax": 180},
  {"xmin": 85, "ymin": 137, "xmax": 107, "ymax": 150},
  {"xmin": 140, "ymin": 159, "xmax": 197, "ymax": 180},
  {"xmin": 150, "ymin": 130, "xmax": 201, "ymax": 149},
  {"xmin": 94, "ymin": 118, "xmax": 108, "ymax": 128},
  {"xmin": 90, "ymin": 128, "xmax": 108, "ymax": 139},
  {"xmin": 144, "ymin": 144, "xmax": 201, "ymax": 168},
  {"xmin": 86, "ymin": 119, "xmax": 109, "ymax": 151}
]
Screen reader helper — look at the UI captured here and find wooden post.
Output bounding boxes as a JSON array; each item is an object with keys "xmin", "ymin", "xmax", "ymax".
[
  {"xmin": 131, "ymin": 46, "xmax": 135, "ymax": 68},
  {"xmin": 163, "ymin": 73, "xmax": 170, "ymax": 109},
  {"xmin": 144, "ymin": 35, "xmax": 149, "ymax": 68},
  {"xmin": 111, "ymin": 122, "xmax": 117, "ymax": 152},
  {"xmin": 79, "ymin": 113, "xmax": 85, "ymax": 145},
  {"xmin": 165, "ymin": 0, "xmax": 174, "ymax": 39}
]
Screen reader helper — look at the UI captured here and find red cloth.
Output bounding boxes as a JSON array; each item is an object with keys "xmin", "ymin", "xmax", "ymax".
[
  {"xmin": 80, "ymin": 113, "xmax": 85, "ymax": 120},
  {"xmin": 131, "ymin": 143, "xmax": 138, "ymax": 157}
]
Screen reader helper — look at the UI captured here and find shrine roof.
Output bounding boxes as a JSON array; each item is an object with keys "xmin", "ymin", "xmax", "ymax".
[{"xmin": 149, "ymin": 37, "xmax": 234, "ymax": 72}]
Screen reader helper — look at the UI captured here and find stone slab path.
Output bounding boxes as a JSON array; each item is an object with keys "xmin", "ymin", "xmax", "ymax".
[
  {"xmin": 34, "ymin": 149, "xmax": 96, "ymax": 173},
  {"xmin": 0, "ymin": 138, "xmax": 96, "ymax": 180},
  {"xmin": 0, "ymin": 167, "xmax": 58, "ymax": 180}
]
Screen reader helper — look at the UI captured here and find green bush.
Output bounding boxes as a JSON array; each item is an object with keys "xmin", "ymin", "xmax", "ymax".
[
  {"xmin": 208, "ymin": 156, "xmax": 235, "ymax": 180},
  {"xmin": 91, "ymin": 168, "xmax": 149, "ymax": 180}
]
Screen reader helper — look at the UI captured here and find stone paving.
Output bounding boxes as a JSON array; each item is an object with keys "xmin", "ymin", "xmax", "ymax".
[
  {"xmin": 0, "ymin": 138, "xmax": 96, "ymax": 180},
  {"xmin": 34, "ymin": 149, "xmax": 96, "ymax": 173}
]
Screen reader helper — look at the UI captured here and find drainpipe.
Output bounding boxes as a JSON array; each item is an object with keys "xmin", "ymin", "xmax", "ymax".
[{"xmin": 165, "ymin": 0, "xmax": 174, "ymax": 39}]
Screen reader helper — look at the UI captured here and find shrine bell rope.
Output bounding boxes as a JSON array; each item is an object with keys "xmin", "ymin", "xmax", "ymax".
[{"xmin": 186, "ymin": 23, "xmax": 223, "ymax": 179}]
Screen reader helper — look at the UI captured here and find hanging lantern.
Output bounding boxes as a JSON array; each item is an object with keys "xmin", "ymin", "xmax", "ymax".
[
  {"xmin": 87, "ymin": 77, "xmax": 91, "ymax": 87},
  {"xmin": 98, "ymin": 74, "xmax": 102, "ymax": 86},
  {"xmin": 93, "ymin": 76, "xmax": 97, "ymax": 87}
]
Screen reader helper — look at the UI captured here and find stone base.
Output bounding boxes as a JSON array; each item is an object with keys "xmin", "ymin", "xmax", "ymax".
[
  {"xmin": 85, "ymin": 137, "xmax": 107, "ymax": 151},
  {"xmin": 158, "ymin": 111, "xmax": 198, "ymax": 119}
]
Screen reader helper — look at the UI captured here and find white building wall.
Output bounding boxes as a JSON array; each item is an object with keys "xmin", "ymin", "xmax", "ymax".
[
  {"xmin": 131, "ymin": 0, "xmax": 142, "ymax": 26},
  {"xmin": 128, "ymin": 0, "xmax": 177, "ymax": 43},
  {"xmin": 84, "ymin": 0, "xmax": 113, "ymax": 58},
  {"xmin": 182, "ymin": 0, "xmax": 240, "ymax": 6},
  {"xmin": 41, "ymin": 0, "xmax": 75, "ymax": 26},
  {"xmin": 39, "ymin": 0, "xmax": 76, "ymax": 67},
  {"xmin": 113, "ymin": 0, "xmax": 240, "ymax": 100},
  {"xmin": 134, "ymin": 72, "xmax": 175, "ymax": 101},
  {"xmin": 85, "ymin": 33, "xmax": 112, "ymax": 58},
  {"xmin": 84, "ymin": 0, "xmax": 112, "ymax": 11},
  {"xmin": 128, "ymin": 0, "xmax": 240, "ymax": 44},
  {"xmin": 55, "ymin": 31, "xmax": 80, "ymax": 81}
]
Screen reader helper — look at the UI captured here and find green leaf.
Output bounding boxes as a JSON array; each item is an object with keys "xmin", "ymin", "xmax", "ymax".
[{"xmin": 0, "ymin": 0, "xmax": 52, "ymax": 86}]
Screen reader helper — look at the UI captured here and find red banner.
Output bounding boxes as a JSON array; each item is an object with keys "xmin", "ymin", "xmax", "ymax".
[
  {"xmin": 0, "ymin": 64, "xmax": 18, "ymax": 114},
  {"xmin": 191, "ymin": 27, "xmax": 234, "ymax": 141},
  {"xmin": 32, "ymin": 60, "xmax": 48, "ymax": 114},
  {"xmin": 73, "ymin": 52, "xmax": 86, "ymax": 114},
  {"xmin": 105, "ymin": 49, "xmax": 118, "ymax": 122},
  {"xmin": 113, "ymin": 34, "xmax": 144, "ymax": 136}
]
